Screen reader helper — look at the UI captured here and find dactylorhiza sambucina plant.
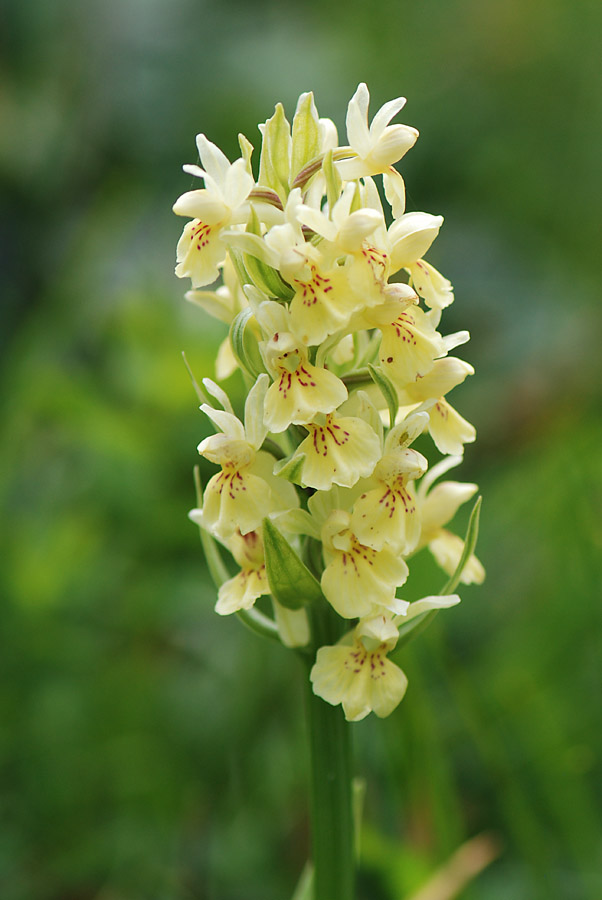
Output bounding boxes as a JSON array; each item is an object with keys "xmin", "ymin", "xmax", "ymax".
[{"xmin": 174, "ymin": 84, "xmax": 484, "ymax": 900}]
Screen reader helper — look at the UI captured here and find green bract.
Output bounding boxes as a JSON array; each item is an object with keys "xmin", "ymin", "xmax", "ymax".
[{"xmin": 262, "ymin": 518, "xmax": 324, "ymax": 609}]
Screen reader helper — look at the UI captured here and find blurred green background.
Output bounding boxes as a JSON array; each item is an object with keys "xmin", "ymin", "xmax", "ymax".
[{"xmin": 1, "ymin": 0, "xmax": 601, "ymax": 898}]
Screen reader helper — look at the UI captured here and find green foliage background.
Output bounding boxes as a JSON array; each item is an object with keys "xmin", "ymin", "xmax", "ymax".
[{"xmin": 1, "ymin": 1, "xmax": 601, "ymax": 898}]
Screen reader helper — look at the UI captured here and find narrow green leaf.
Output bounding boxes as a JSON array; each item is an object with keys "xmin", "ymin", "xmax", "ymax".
[
  {"xmin": 192, "ymin": 468, "xmax": 280, "ymax": 643},
  {"xmin": 368, "ymin": 363, "xmax": 398, "ymax": 428},
  {"xmin": 181, "ymin": 352, "xmax": 210, "ymax": 405},
  {"xmin": 263, "ymin": 518, "xmax": 324, "ymax": 609}
]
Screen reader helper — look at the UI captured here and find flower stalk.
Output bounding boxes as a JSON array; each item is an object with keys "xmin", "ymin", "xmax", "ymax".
[{"xmin": 305, "ymin": 603, "xmax": 355, "ymax": 900}]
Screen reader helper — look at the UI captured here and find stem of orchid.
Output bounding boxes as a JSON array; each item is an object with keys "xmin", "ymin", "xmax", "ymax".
[{"xmin": 304, "ymin": 603, "xmax": 355, "ymax": 900}]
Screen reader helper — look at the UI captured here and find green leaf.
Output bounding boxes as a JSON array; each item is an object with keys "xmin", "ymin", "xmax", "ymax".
[
  {"xmin": 291, "ymin": 92, "xmax": 320, "ymax": 181},
  {"xmin": 230, "ymin": 308, "xmax": 265, "ymax": 379},
  {"xmin": 368, "ymin": 363, "xmax": 398, "ymax": 428},
  {"xmin": 263, "ymin": 517, "xmax": 324, "ymax": 609}
]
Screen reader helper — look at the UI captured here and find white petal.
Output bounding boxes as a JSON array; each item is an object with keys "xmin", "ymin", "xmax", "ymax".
[
  {"xmin": 243, "ymin": 373, "xmax": 269, "ymax": 450},
  {"xmin": 173, "ymin": 191, "xmax": 229, "ymax": 223},
  {"xmin": 295, "ymin": 205, "xmax": 337, "ymax": 242},
  {"xmin": 402, "ymin": 358, "xmax": 474, "ymax": 404},
  {"xmin": 404, "ymin": 593, "xmax": 461, "ymax": 621},
  {"xmin": 407, "ymin": 260, "xmax": 454, "ymax": 310},
  {"xmin": 389, "ymin": 212, "xmax": 443, "ymax": 271},
  {"xmin": 346, "ymin": 83, "xmax": 371, "ymax": 154},
  {"xmin": 429, "ymin": 400, "xmax": 476, "ymax": 456},
  {"xmin": 196, "ymin": 134, "xmax": 231, "ymax": 185},
  {"xmin": 443, "ymin": 331, "xmax": 471, "ymax": 353},
  {"xmin": 369, "ymin": 95, "xmax": 408, "ymax": 138},
  {"xmin": 199, "ymin": 404, "xmax": 243, "ymax": 439},
  {"xmin": 202, "ymin": 378, "xmax": 234, "ymax": 414},
  {"xmin": 383, "ymin": 168, "xmax": 406, "ymax": 218},
  {"xmin": 337, "ymin": 209, "xmax": 383, "ymax": 252},
  {"xmin": 223, "ymin": 158, "xmax": 254, "ymax": 209}
]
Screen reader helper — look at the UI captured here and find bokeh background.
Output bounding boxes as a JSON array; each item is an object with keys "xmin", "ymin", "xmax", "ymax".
[{"xmin": 2, "ymin": 0, "xmax": 601, "ymax": 898}]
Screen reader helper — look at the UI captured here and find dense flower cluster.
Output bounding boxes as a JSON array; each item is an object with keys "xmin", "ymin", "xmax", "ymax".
[{"xmin": 176, "ymin": 84, "xmax": 483, "ymax": 721}]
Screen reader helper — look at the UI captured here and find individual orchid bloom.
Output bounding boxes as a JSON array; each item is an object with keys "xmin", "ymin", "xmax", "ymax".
[
  {"xmin": 416, "ymin": 457, "xmax": 485, "ymax": 584},
  {"xmin": 385, "ymin": 212, "xmax": 455, "ymax": 312},
  {"xmin": 351, "ymin": 447, "xmax": 428, "ymax": 555},
  {"xmin": 397, "ymin": 358, "xmax": 477, "ymax": 456},
  {"xmin": 213, "ymin": 528, "xmax": 269, "ymax": 615},
  {"xmin": 173, "ymin": 135, "xmax": 254, "ymax": 287},
  {"xmin": 408, "ymin": 259, "xmax": 454, "ymax": 311},
  {"xmin": 338, "ymin": 83, "xmax": 419, "ymax": 181},
  {"xmin": 377, "ymin": 303, "xmax": 447, "ymax": 387},
  {"xmin": 262, "ymin": 330, "xmax": 348, "ymax": 432},
  {"xmin": 310, "ymin": 593, "xmax": 460, "ymax": 721},
  {"xmin": 320, "ymin": 509, "xmax": 410, "ymax": 619},
  {"xmin": 310, "ymin": 624, "xmax": 408, "ymax": 722},
  {"xmin": 289, "ymin": 410, "xmax": 381, "ymax": 491},
  {"xmin": 289, "ymin": 251, "xmax": 361, "ymax": 346},
  {"xmin": 263, "ymin": 193, "xmax": 369, "ymax": 345},
  {"xmin": 196, "ymin": 381, "xmax": 298, "ymax": 538}
]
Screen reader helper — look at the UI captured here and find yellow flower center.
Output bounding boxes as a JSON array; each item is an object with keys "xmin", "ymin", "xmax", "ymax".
[
  {"xmin": 293, "ymin": 264, "xmax": 335, "ymax": 308},
  {"xmin": 346, "ymin": 640, "xmax": 388, "ymax": 678},
  {"xmin": 306, "ymin": 414, "xmax": 350, "ymax": 457},
  {"xmin": 189, "ymin": 220, "xmax": 214, "ymax": 250}
]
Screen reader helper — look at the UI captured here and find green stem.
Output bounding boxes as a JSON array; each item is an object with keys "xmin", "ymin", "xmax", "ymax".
[{"xmin": 304, "ymin": 604, "xmax": 355, "ymax": 900}]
